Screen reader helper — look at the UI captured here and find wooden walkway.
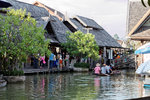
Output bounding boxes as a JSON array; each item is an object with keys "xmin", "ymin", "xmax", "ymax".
[
  {"xmin": 23, "ymin": 68, "xmax": 49, "ymax": 74},
  {"xmin": 23, "ymin": 67, "xmax": 72, "ymax": 74}
]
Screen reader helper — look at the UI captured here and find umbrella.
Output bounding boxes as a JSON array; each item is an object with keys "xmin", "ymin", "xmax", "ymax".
[
  {"xmin": 0, "ymin": 0, "xmax": 12, "ymax": 8},
  {"xmin": 136, "ymin": 60, "xmax": 150, "ymax": 74},
  {"xmin": 135, "ymin": 42, "xmax": 150, "ymax": 54}
]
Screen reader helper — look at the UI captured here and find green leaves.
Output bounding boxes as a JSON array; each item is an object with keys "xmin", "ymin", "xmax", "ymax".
[
  {"xmin": 62, "ymin": 31, "xmax": 99, "ymax": 60},
  {"xmin": 0, "ymin": 8, "xmax": 50, "ymax": 70}
]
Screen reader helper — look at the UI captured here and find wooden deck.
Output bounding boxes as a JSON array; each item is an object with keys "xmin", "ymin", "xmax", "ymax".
[
  {"xmin": 23, "ymin": 68, "xmax": 49, "ymax": 74},
  {"xmin": 23, "ymin": 67, "xmax": 73, "ymax": 74}
]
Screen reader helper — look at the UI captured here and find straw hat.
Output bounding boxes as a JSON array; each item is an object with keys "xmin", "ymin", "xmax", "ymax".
[
  {"xmin": 103, "ymin": 64, "xmax": 106, "ymax": 66},
  {"xmin": 96, "ymin": 63, "xmax": 100, "ymax": 67}
]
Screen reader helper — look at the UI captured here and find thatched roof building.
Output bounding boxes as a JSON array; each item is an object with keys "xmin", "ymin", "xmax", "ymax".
[
  {"xmin": 0, "ymin": 0, "xmax": 70, "ymax": 44},
  {"xmin": 45, "ymin": 16, "xmax": 70, "ymax": 44},
  {"xmin": 64, "ymin": 15, "xmax": 121, "ymax": 48},
  {"xmin": 0, "ymin": 0, "xmax": 50, "ymax": 29},
  {"xmin": 127, "ymin": 1, "xmax": 150, "ymax": 41},
  {"xmin": 33, "ymin": 1, "xmax": 64, "ymax": 21}
]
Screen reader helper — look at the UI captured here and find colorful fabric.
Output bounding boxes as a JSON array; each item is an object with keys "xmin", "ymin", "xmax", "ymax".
[
  {"xmin": 105, "ymin": 65, "xmax": 111, "ymax": 73},
  {"xmin": 49, "ymin": 53, "xmax": 54, "ymax": 61},
  {"xmin": 94, "ymin": 66, "xmax": 101, "ymax": 74},
  {"xmin": 40, "ymin": 56, "xmax": 46, "ymax": 64},
  {"xmin": 101, "ymin": 67, "xmax": 107, "ymax": 74}
]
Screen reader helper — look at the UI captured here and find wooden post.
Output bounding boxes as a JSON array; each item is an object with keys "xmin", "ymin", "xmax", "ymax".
[
  {"xmin": 83, "ymin": 28, "xmax": 93, "ymax": 33},
  {"xmin": 48, "ymin": 60, "xmax": 49, "ymax": 70},
  {"xmin": 103, "ymin": 47, "xmax": 106, "ymax": 64},
  {"xmin": 141, "ymin": 40, "xmax": 144, "ymax": 64}
]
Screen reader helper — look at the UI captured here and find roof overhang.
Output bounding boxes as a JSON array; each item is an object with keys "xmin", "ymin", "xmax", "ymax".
[
  {"xmin": 128, "ymin": 9, "xmax": 150, "ymax": 37},
  {"xmin": 74, "ymin": 15, "xmax": 87, "ymax": 27},
  {"xmin": 33, "ymin": 1, "xmax": 63, "ymax": 21}
]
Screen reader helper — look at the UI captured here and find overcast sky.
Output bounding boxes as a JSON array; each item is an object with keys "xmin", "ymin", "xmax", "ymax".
[{"xmin": 18, "ymin": 0, "xmax": 128, "ymax": 39}]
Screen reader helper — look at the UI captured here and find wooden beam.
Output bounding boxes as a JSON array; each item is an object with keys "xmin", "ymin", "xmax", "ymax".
[
  {"xmin": 128, "ymin": 9, "xmax": 150, "ymax": 37},
  {"xmin": 130, "ymin": 36, "xmax": 150, "ymax": 41}
]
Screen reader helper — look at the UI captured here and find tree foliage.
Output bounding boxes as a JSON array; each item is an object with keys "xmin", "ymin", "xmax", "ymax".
[
  {"xmin": 113, "ymin": 34, "xmax": 119, "ymax": 40},
  {"xmin": 62, "ymin": 31, "xmax": 99, "ymax": 60},
  {"xmin": 0, "ymin": 8, "xmax": 50, "ymax": 70}
]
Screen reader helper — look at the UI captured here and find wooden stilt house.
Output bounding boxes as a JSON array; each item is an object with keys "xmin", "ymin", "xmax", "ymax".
[
  {"xmin": 32, "ymin": 1, "xmax": 122, "ymax": 66},
  {"xmin": 0, "ymin": 0, "xmax": 71, "ymax": 68},
  {"xmin": 64, "ymin": 15, "xmax": 121, "ymax": 66}
]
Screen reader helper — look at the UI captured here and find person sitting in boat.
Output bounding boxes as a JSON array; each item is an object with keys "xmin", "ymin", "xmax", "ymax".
[
  {"xmin": 105, "ymin": 64, "xmax": 113, "ymax": 74},
  {"xmin": 94, "ymin": 63, "xmax": 101, "ymax": 75},
  {"xmin": 101, "ymin": 64, "xmax": 109, "ymax": 76},
  {"xmin": 110, "ymin": 63, "xmax": 115, "ymax": 70}
]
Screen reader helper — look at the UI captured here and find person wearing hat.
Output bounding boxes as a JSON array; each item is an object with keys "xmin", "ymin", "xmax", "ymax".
[{"xmin": 94, "ymin": 63, "xmax": 101, "ymax": 75}]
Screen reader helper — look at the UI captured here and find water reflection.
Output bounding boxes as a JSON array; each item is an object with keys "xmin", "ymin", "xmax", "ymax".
[{"xmin": 1, "ymin": 70, "xmax": 150, "ymax": 100}]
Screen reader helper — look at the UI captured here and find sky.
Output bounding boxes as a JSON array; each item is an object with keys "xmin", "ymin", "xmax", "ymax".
[{"xmin": 18, "ymin": 0, "xmax": 128, "ymax": 39}]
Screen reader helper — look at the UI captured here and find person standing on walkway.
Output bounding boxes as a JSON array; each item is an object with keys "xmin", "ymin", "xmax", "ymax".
[
  {"xmin": 49, "ymin": 53, "xmax": 54, "ymax": 69},
  {"xmin": 65, "ymin": 53, "xmax": 70, "ymax": 67},
  {"xmin": 40, "ymin": 56, "xmax": 46, "ymax": 69},
  {"xmin": 59, "ymin": 57, "xmax": 63, "ymax": 70}
]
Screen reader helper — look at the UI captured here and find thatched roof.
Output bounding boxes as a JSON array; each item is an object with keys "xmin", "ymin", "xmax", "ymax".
[
  {"xmin": 0, "ymin": 0, "xmax": 50, "ymax": 29},
  {"xmin": 36, "ymin": 17, "xmax": 50, "ymax": 28},
  {"xmin": 0, "ymin": 0, "xmax": 70, "ymax": 44},
  {"xmin": 2, "ymin": 0, "xmax": 49, "ymax": 17},
  {"xmin": 127, "ymin": 1, "xmax": 150, "ymax": 34},
  {"xmin": 45, "ymin": 5, "xmax": 64, "ymax": 20},
  {"xmin": 33, "ymin": 1, "xmax": 64, "ymax": 21},
  {"xmin": 66, "ymin": 16, "xmax": 121, "ymax": 48},
  {"xmin": 131, "ymin": 26, "xmax": 150, "ymax": 40},
  {"xmin": 49, "ymin": 16, "xmax": 70, "ymax": 43},
  {"xmin": 74, "ymin": 15, "xmax": 102, "ymax": 29},
  {"xmin": 128, "ymin": 1, "xmax": 150, "ymax": 40}
]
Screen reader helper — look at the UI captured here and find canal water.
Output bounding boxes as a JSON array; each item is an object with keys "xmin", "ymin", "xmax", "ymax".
[{"xmin": 0, "ymin": 70, "xmax": 149, "ymax": 100}]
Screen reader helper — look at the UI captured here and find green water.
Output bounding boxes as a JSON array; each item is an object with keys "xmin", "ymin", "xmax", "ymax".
[{"xmin": 0, "ymin": 70, "xmax": 149, "ymax": 100}]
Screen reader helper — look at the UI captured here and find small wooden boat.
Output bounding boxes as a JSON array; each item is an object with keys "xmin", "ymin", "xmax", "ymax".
[
  {"xmin": 110, "ymin": 71, "xmax": 121, "ymax": 75},
  {"xmin": 93, "ymin": 71, "xmax": 121, "ymax": 76},
  {"xmin": 93, "ymin": 73, "xmax": 109, "ymax": 76},
  {"xmin": 0, "ymin": 80, "xmax": 7, "ymax": 88}
]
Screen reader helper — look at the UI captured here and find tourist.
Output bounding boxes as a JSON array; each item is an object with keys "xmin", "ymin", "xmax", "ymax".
[
  {"xmin": 101, "ymin": 64, "xmax": 109, "ymax": 76},
  {"xmin": 62, "ymin": 52, "xmax": 65, "ymax": 67},
  {"xmin": 40, "ymin": 56, "xmax": 46, "ymax": 69},
  {"xmin": 105, "ymin": 64, "xmax": 113, "ymax": 74},
  {"xmin": 65, "ymin": 53, "xmax": 70, "ymax": 67},
  {"xmin": 94, "ymin": 63, "xmax": 101, "ymax": 75},
  {"xmin": 49, "ymin": 53, "xmax": 54, "ymax": 69},
  {"xmin": 59, "ymin": 56, "xmax": 63, "ymax": 70},
  {"xmin": 56, "ymin": 54, "xmax": 60, "ymax": 70}
]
